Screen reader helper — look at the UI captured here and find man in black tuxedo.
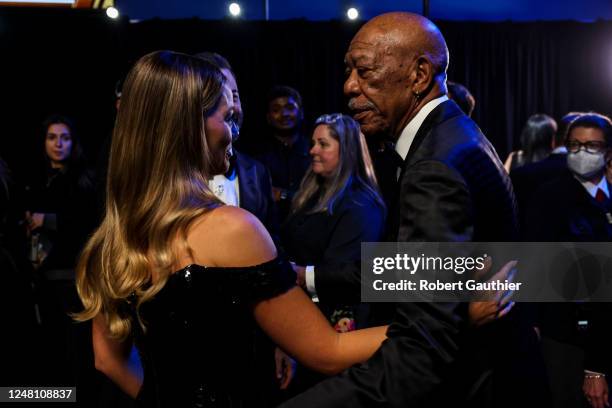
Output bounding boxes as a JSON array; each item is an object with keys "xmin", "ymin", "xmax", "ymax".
[{"xmin": 282, "ymin": 12, "xmax": 545, "ymax": 408}]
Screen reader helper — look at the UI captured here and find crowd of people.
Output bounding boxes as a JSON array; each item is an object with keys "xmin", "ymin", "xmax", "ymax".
[{"xmin": 0, "ymin": 10, "xmax": 611, "ymax": 408}]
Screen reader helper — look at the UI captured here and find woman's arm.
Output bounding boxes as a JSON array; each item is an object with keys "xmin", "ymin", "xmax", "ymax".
[
  {"xmin": 199, "ymin": 206, "xmax": 388, "ymax": 376},
  {"xmin": 92, "ymin": 315, "xmax": 142, "ymax": 399},
  {"xmin": 254, "ymin": 287, "xmax": 387, "ymax": 375}
]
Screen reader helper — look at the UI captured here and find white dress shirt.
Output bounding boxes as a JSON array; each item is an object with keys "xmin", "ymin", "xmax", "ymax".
[
  {"xmin": 208, "ymin": 168, "xmax": 240, "ymax": 206},
  {"xmin": 395, "ymin": 95, "xmax": 449, "ymax": 161}
]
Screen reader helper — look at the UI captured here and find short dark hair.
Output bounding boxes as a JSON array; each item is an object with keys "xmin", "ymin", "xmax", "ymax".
[
  {"xmin": 566, "ymin": 112, "xmax": 612, "ymax": 146},
  {"xmin": 556, "ymin": 112, "xmax": 584, "ymax": 147},
  {"xmin": 266, "ymin": 85, "xmax": 303, "ymax": 111},
  {"xmin": 195, "ymin": 52, "xmax": 234, "ymax": 75},
  {"xmin": 447, "ymin": 81, "xmax": 475, "ymax": 117}
]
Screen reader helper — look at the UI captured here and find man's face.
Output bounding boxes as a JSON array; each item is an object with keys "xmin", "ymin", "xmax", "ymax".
[
  {"xmin": 267, "ymin": 96, "xmax": 301, "ymax": 132},
  {"xmin": 344, "ymin": 29, "xmax": 413, "ymax": 140},
  {"xmin": 221, "ymin": 68, "xmax": 243, "ymax": 129}
]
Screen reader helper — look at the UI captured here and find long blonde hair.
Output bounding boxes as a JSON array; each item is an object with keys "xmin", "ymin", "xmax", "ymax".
[
  {"xmin": 75, "ymin": 51, "xmax": 226, "ymax": 339},
  {"xmin": 292, "ymin": 114, "xmax": 384, "ymax": 215}
]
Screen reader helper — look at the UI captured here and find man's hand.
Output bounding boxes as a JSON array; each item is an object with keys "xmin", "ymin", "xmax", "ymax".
[
  {"xmin": 25, "ymin": 211, "xmax": 44, "ymax": 232},
  {"xmin": 274, "ymin": 347, "xmax": 296, "ymax": 390},
  {"xmin": 584, "ymin": 375, "xmax": 610, "ymax": 408},
  {"xmin": 468, "ymin": 258, "xmax": 517, "ymax": 327}
]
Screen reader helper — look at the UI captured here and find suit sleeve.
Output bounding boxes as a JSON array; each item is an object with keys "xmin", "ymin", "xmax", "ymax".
[
  {"xmin": 583, "ymin": 302, "xmax": 612, "ymax": 374},
  {"xmin": 398, "ymin": 159, "xmax": 473, "ymax": 242},
  {"xmin": 522, "ymin": 183, "xmax": 559, "ymax": 241},
  {"xmin": 281, "ymin": 163, "xmax": 469, "ymax": 408},
  {"xmin": 313, "ymin": 198, "xmax": 384, "ymax": 305},
  {"xmin": 257, "ymin": 163, "xmax": 281, "ymax": 243}
]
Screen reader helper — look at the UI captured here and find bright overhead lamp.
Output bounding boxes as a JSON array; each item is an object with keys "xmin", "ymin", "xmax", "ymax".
[{"xmin": 229, "ymin": 2, "xmax": 241, "ymax": 17}]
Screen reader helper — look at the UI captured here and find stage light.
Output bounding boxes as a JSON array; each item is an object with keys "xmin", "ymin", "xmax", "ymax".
[
  {"xmin": 229, "ymin": 3, "xmax": 241, "ymax": 17},
  {"xmin": 106, "ymin": 7, "xmax": 119, "ymax": 19},
  {"xmin": 347, "ymin": 7, "xmax": 359, "ymax": 20}
]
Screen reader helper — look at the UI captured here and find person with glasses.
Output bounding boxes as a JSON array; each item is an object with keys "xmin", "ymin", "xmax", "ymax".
[{"xmin": 524, "ymin": 112, "xmax": 612, "ymax": 408}]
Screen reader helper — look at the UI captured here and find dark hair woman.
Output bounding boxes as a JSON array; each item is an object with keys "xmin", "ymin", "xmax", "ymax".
[
  {"xmin": 22, "ymin": 114, "xmax": 97, "ymax": 385},
  {"xmin": 504, "ymin": 113, "xmax": 558, "ymax": 172}
]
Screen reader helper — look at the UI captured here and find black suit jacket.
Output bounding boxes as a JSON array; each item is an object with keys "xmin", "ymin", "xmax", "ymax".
[
  {"xmin": 525, "ymin": 170, "xmax": 612, "ymax": 375},
  {"xmin": 234, "ymin": 151, "xmax": 279, "ymax": 239},
  {"xmin": 281, "ymin": 101, "xmax": 541, "ymax": 408},
  {"xmin": 281, "ymin": 184, "xmax": 385, "ymax": 316},
  {"xmin": 510, "ymin": 152, "xmax": 567, "ymax": 234},
  {"xmin": 524, "ymin": 169, "xmax": 612, "ymax": 242}
]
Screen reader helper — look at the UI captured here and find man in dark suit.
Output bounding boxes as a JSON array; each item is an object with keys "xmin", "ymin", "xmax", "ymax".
[
  {"xmin": 282, "ymin": 12, "xmax": 545, "ymax": 408},
  {"xmin": 525, "ymin": 113, "xmax": 612, "ymax": 408}
]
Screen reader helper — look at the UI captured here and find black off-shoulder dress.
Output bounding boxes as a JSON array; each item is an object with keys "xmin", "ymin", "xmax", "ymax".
[{"xmin": 129, "ymin": 259, "xmax": 295, "ymax": 408}]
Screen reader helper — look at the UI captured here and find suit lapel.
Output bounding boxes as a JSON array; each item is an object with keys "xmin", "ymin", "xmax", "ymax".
[
  {"xmin": 399, "ymin": 100, "xmax": 463, "ymax": 179},
  {"xmin": 235, "ymin": 153, "xmax": 257, "ymax": 211},
  {"xmin": 385, "ymin": 100, "xmax": 463, "ymax": 240}
]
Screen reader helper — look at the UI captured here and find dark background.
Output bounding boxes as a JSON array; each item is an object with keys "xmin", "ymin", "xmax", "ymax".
[
  {"xmin": 119, "ymin": 0, "xmax": 612, "ymax": 21},
  {"xmin": 1, "ymin": 7, "xmax": 611, "ymax": 181}
]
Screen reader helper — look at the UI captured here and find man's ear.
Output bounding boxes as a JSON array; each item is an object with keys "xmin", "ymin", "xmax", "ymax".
[{"xmin": 411, "ymin": 56, "xmax": 435, "ymax": 95}]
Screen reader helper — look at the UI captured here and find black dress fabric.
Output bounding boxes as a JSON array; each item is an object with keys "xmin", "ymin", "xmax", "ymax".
[{"xmin": 132, "ymin": 258, "xmax": 295, "ymax": 408}]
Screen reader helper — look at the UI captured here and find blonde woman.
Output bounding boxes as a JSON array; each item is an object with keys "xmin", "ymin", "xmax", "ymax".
[{"xmin": 75, "ymin": 51, "xmax": 386, "ymax": 407}]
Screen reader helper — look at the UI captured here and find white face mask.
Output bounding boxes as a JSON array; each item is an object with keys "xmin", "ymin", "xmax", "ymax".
[{"xmin": 567, "ymin": 150, "xmax": 606, "ymax": 179}]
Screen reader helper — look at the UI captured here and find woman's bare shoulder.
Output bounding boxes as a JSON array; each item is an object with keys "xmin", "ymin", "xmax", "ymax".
[{"xmin": 188, "ymin": 206, "xmax": 276, "ymax": 267}]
